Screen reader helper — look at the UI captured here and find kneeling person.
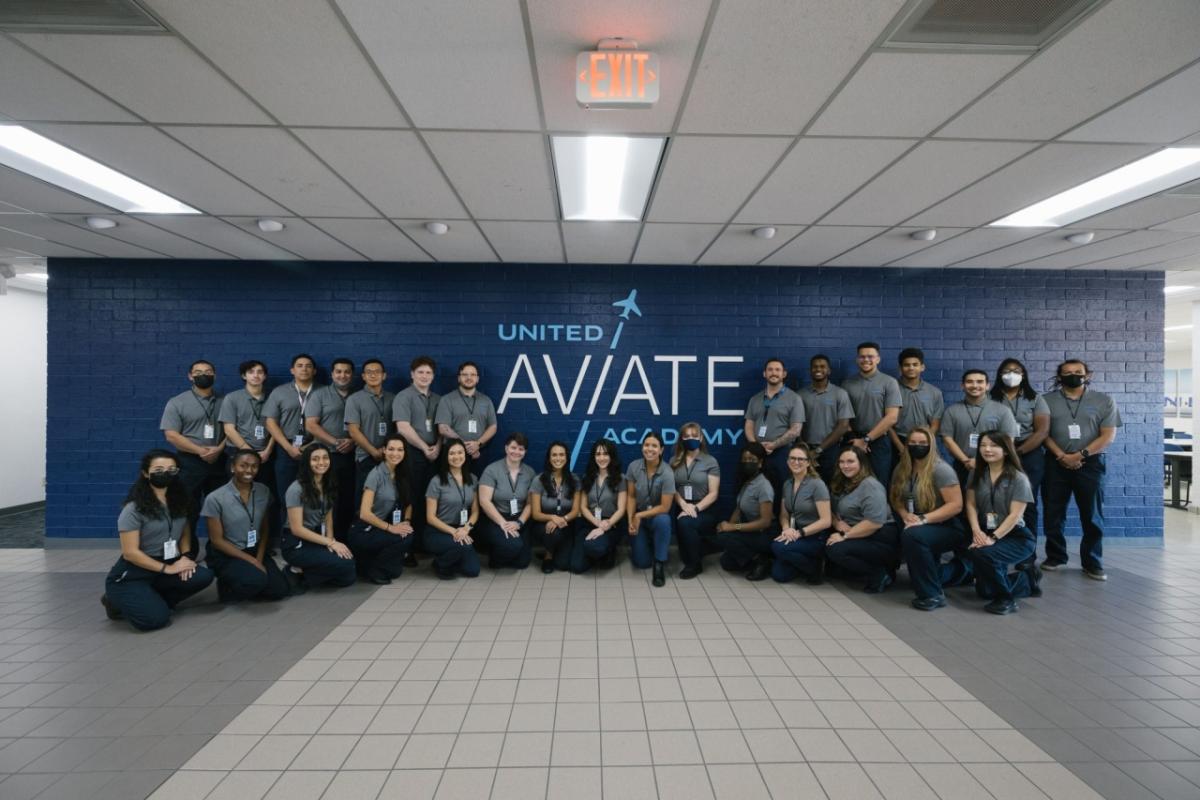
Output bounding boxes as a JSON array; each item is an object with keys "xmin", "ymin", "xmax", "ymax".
[
  {"xmin": 202, "ymin": 450, "xmax": 289, "ymax": 602},
  {"xmin": 347, "ymin": 434, "xmax": 416, "ymax": 585},
  {"xmin": 282, "ymin": 444, "xmax": 356, "ymax": 590}
]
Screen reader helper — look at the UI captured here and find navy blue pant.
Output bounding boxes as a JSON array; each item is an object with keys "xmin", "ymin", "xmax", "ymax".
[
  {"xmin": 407, "ymin": 454, "xmax": 436, "ymax": 547},
  {"xmin": 281, "ymin": 541, "xmax": 356, "ymax": 588},
  {"xmin": 814, "ymin": 446, "xmax": 840, "ymax": 484},
  {"xmin": 331, "ymin": 451, "xmax": 357, "ymax": 539},
  {"xmin": 1018, "ymin": 446, "xmax": 1044, "ymax": 537},
  {"xmin": 532, "ymin": 520, "xmax": 575, "ymax": 571},
  {"xmin": 205, "ymin": 543, "xmax": 290, "ymax": 601},
  {"xmin": 629, "ymin": 514, "xmax": 672, "ymax": 568},
  {"xmin": 901, "ymin": 522, "xmax": 968, "ymax": 601},
  {"xmin": 771, "ymin": 532, "xmax": 829, "ymax": 582},
  {"xmin": 865, "ymin": 436, "xmax": 894, "ymax": 490},
  {"xmin": 424, "ymin": 528, "xmax": 481, "ymax": 578},
  {"xmin": 675, "ymin": 509, "xmax": 719, "ymax": 571},
  {"xmin": 717, "ymin": 528, "xmax": 776, "ymax": 571},
  {"xmin": 274, "ymin": 453, "xmax": 301, "ymax": 545},
  {"xmin": 764, "ymin": 449, "xmax": 790, "ymax": 508},
  {"xmin": 1042, "ymin": 454, "xmax": 1105, "ymax": 571},
  {"xmin": 480, "ymin": 520, "xmax": 532, "ymax": 569},
  {"xmin": 354, "ymin": 457, "xmax": 378, "ymax": 512},
  {"xmin": 345, "ymin": 522, "xmax": 415, "ymax": 581},
  {"xmin": 968, "ymin": 529, "xmax": 1037, "ymax": 602},
  {"xmin": 175, "ymin": 451, "xmax": 226, "ymax": 551},
  {"xmin": 104, "ymin": 557, "xmax": 214, "ymax": 631},
  {"xmin": 576, "ymin": 525, "xmax": 620, "ymax": 572},
  {"xmin": 825, "ymin": 523, "xmax": 900, "ymax": 586}
]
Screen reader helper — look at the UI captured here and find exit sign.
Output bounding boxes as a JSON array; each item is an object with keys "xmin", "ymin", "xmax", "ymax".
[{"xmin": 576, "ymin": 49, "xmax": 660, "ymax": 108}]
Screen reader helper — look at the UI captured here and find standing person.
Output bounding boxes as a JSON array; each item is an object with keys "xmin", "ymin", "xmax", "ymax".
[
  {"xmin": 160, "ymin": 359, "xmax": 226, "ymax": 542},
  {"xmin": 529, "ymin": 441, "xmax": 581, "ymax": 574},
  {"xmin": 305, "ymin": 358, "xmax": 357, "ymax": 538},
  {"xmin": 671, "ymin": 422, "xmax": 721, "ymax": 579},
  {"xmin": 393, "ymin": 356, "xmax": 441, "ymax": 545},
  {"xmin": 966, "ymin": 432, "xmax": 1042, "ymax": 614},
  {"xmin": 201, "ymin": 450, "xmax": 289, "ymax": 602},
  {"xmin": 1041, "ymin": 360, "xmax": 1121, "ymax": 580},
  {"xmin": 478, "ymin": 433, "xmax": 537, "ymax": 570},
  {"xmin": 282, "ymin": 444, "xmax": 356, "ymax": 591},
  {"xmin": 347, "ymin": 434, "xmax": 416, "ymax": 585},
  {"xmin": 424, "ymin": 441, "xmax": 482, "ymax": 580},
  {"xmin": 770, "ymin": 444, "xmax": 832, "ymax": 584},
  {"xmin": 798, "ymin": 355, "xmax": 853, "ymax": 482},
  {"xmin": 435, "ymin": 361, "xmax": 498, "ymax": 469},
  {"xmin": 893, "ymin": 427, "xmax": 966, "ymax": 611},
  {"xmin": 715, "ymin": 442, "xmax": 777, "ymax": 581},
  {"xmin": 992, "ymin": 358, "xmax": 1050, "ymax": 536},
  {"xmin": 219, "ymin": 359, "xmax": 274, "ymax": 469},
  {"xmin": 891, "ymin": 348, "xmax": 944, "ymax": 467},
  {"xmin": 577, "ymin": 439, "xmax": 627, "ymax": 573},
  {"xmin": 345, "ymin": 359, "xmax": 396, "ymax": 507},
  {"xmin": 743, "ymin": 358, "xmax": 805, "ymax": 495},
  {"xmin": 626, "ymin": 432, "xmax": 676, "ymax": 587},
  {"xmin": 264, "ymin": 353, "xmax": 319, "ymax": 537},
  {"xmin": 843, "ymin": 342, "xmax": 903, "ymax": 490},
  {"xmin": 102, "ymin": 450, "xmax": 214, "ymax": 631},
  {"xmin": 824, "ymin": 446, "xmax": 899, "ymax": 593},
  {"xmin": 940, "ymin": 370, "xmax": 1019, "ymax": 487}
]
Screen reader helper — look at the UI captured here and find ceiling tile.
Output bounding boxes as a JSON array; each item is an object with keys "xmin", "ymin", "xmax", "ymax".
[
  {"xmin": 633, "ymin": 223, "xmax": 722, "ymax": 264},
  {"xmin": 51, "ymin": 214, "xmax": 231, "ymax": 259},
  {"xmin": 1013, "ymin": 230, "xmax": 1195, "ymax": 269},
  {"xmin": 826, "ymin": 227, "xmax": 969, "ymax": 267},
  {"xmin": 1080, "ymin": 234, "xmax": 1200, "ymax": 270},
  {"xmin": 13, "ymin": 33, "xmax": 272, "ymax": 125},
  {"xmin": 31, "ymin": 124, "xmax": 288, "ymax": 216},
  {"xmin": 907, "ymin": 143, "xmax": 1154, "ymax": 227},
  {"xmin": 137, "ymin": 216, "xmax": 301, "ymax": 259},
  {"xmin": 0, "ymin": 226, "xmax": 99, "ymax": 258},
  {"xmin": 221, "ymin": 217, "xmax": 365, "ymax": 260},
  {"xmin": 698, "ymin": 224, "xmax": 806, "ymax": 265},
  {"xmin": 955, "ymin": 229, "xmax": 1126, "ymax": 268},
  {"xmin": 528, "ymin": 0, "xmax": 711, "ymax": 134},
  {"xmin": 165, "ymin": 126, "xmax": 376, "ymax": 217},
  {"xmin": 888, "ymin": 229, "xmax": 1036, "ymax": 268},
  {"xmin": 1155, "ymin": 210, "xmax": 1200, "ymax": 233},
  {"xmin": 337, "ymin": 0, "xmax": 539, "ymax": 130},
  {"xmin": 1064, "ymin": 61, "xmax": 1200, "ymax": 144},
  {"xmin": 822, "ymin": 140, "xmax": 1035, "ymax": 226},
  {"xmin": 0, "ymin": 165, "xmax": 114, "ymax": 215},
  {"xmin": 392, "ymin": 220, "xmax": 496, "ymax": 262},
  {"xmin": 647, "ymin": 136, "xmax": 790, "ymax": 223},
  {"xmin": 762, "ymin": 226, "xmax": 883, "ymax": 266},
  {"xmin": 562, "ymin": 222, "xmax": 638, "ymax": 263},
  {"xmin": 0, "ymin": 38, "xmax": 136, "ymax": 122},
  {"xmin": 308, "ymin": 218, "xmax": 430, "ymax": 261},
  {"xmin": 735, "ymin": 138, "xmax": 914, "ymax": 225},
  {"xmin": 1078, "ymin": 195, "xmax": 1200, "ymax": 230},
  {"xmin": 939, "ymin": 0, "xmax": 1200, "ymax": 140},
  {"xmin": 424, "ymin": 132, "xmax": 557, "ymax": 221},
  {"xmin": 0, "ymin": 215, "xmax": 165, "ymax": 258},
  {"xmin": 477, "ymin": 221, "xmax": 563, "ymax": 263},
  {"xmin": 145, "ymin": 0, "xmax": 405, "ymax": 126},
  {"xmin": 809, "ymin": 52, "xmax": 1026, "ymax": 137}
]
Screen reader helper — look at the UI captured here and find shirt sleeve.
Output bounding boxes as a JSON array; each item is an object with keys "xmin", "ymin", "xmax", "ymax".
[
  {"xmin": 930, "ymin": 389, "xmax": 945, "ymax": 420},
  {"xmin": 364, "ymin": 466, "xmax": 385, "ymax": 494},
  {"xmin": 885, "ymin": 379, "xmax": 902, "ymax": 409},
  {"xmin": 1001, "ymin": 407, "xmax": 1020, "ymax": 439},
  {"xmin": 285, "ymin": 482, "xmax": 303, "ymax": 508},
  {"xmin": 940, "ymin": 408, "xmax": 958, "ymax": 440},
  {"xmin": 159, "ymin": 397, "xmax": 183, "ymax": 432},
  {"xmin": 433, "ymin": 398, "xmax": 452, "ymax": 426},
  {"xmin": 743, "ymin": 395, "xmax": 757, "ymax": 422},
  {"xmin": 263, "ymin": 389, "xmax": 282, "ymax": 420},
  {"xmin": 812, "ymin": 480, "xmax": 831, "ymax": 502},
  {"xmin": 200, "ymin": 491, "xmax": 222, "ymax": 519},
  {"xmin": 933, "ymin": 462, "xmax": 958, "ymax": 489},
  {"xmin": 708, "ymin": 456, "xmax": 721, "ymax": 478},
  {"xmin": 837, "ymin": 391, "xmax": 854, "ymax": 421},
  {"xmin": 343, "ymin": 395, "xmax": 362, "ymax": 426},
  {"xmin": 304, "ymin": 390, "xmax": 324, "ymax": 419},
  {"xmin": 483, "ymin": 398, "xmax": 498, "ymax": 428},
  {"xmin": 758, "ymin": 478, "xmax": 774, "ymax": 504},
  {"xmin": 480, "ymin": 463, "xmax": 500, "ymax": 489},
  {"xmin": 790, "ymin": 395, "xmax": 805, "ymax": 426},
  {"xmin": 1033, "ymin": 395, "xmax": 1050, "ymax": 416},
  {"xmin": 217, "ymin": 395, "xmax": 237, "ymax": 424},
  {"xmin": 425, "ymin": 478, "xmax": 441, "ymax": 499},
  {"xmin": 860, "ymin": 483, "xmax": 889, "ymax": 524},
  {"xmin": 1100, "ymin": 396, "xmax": 1122, "ymax": 428},
  {"xmin": 117, "ymin": 503, "xmax": 142, "ymax": 532},
  {"xmin": 392, "ymin": 393, "xmax": 409, "ymax": 424},
  {"xmin": 660, "ymin": 467, "xmax": 676, "ymax": 496},
  {"xmin": 1010, "ymin": 473, "xmax": 1035, "ymax": 504}
]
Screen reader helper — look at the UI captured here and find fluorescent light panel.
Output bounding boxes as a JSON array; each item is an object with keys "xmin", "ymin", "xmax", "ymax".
[
  {"xmin": 991, "ymin": 148, "xmax": 1200, "ymax": 228},
  {"xmin": 1164, "ymin": 285, "xmax": 1196, "ymax": 294},
  {"xmin": 552, "ymin": 135, "xmax": 665, "ymax": 222},
  {"xmin": 0, "ymin": 125, "xmax": 199, "ymax": 214},
  {"xmin": 1165, "ymin": 324, "xmax": 1193, "ymax": 331}
]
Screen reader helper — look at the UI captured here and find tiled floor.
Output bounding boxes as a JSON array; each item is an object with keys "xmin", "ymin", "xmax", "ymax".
[
  {"xmin": 0, "ymin": 506, "xmax": 45, "ymax": 549},
  {"xmin": 0, "ymin": 512, "xmax": 1196, "ymax": 799}
]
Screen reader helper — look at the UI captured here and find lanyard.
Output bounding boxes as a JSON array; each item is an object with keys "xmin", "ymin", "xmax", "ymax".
[
  {"xmin": 591, "ymin": 480, "xmax": 609, "ymax": 509},
  {"xmin": 785, "ymin": 478, "xmax": 806, "ymax": 516},
  {"xmin": 986, "ymin": 473, "xmax": 1005, "ymax": 516},
  {"xmin": 235, "ymin": 485, "xmax": 257, "ymax": 527},
  {"xmin": 451, "ymin": 473, "xmax": 469, "ymax": 510},
  {"xmin": 506, "ymin": 466, "xmax": 524, "ymax": 496},
  {"xmin": 760, "ymin": 388, "xmax": 783, "ymax": 422},
  {"xmin": 641, "ymin": 463, "xmax": 661, "ymax": 506},
  {"xmin": 684, "ymin": 456, "xmax": 699, "ymax": 487},
  {"xmin": 247, "ymin": 393, "xmax": 264, "ymax": 425},
  {"xmin": 1062, "ymin": 389, "xmax": 1086, "ymax": 420},
  {"xmin": 294, "ymin": 383, "xmax": 312, "ymax": 417},
  {"xmin": 419, "ymin": 390, "xmax": 434, "ymax": 420},
  {"xmin": 368, "ymin": 389, "xmax": 387, "ymax": 420},
  {"xmin": 964, "ymin": 402, "xmax": 984, "ymax": 431},
  {"xmin": 191, "ymin": 390, "xmax": 218, "ymax": 427},
  {"xmin": 458, "ymin": 390, "xmax": 478, "ymax": 416}
]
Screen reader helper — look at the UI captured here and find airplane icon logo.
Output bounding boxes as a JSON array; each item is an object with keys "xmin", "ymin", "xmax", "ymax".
[{"xmin": 612, "ymin": 290, "xmax": 642, "ymax": 320}]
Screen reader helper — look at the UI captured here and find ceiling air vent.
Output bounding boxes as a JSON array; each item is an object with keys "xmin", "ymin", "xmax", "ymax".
[
  {"xmin": 882, "ymin": 0, "xmax": 1106, "ymax": 51},
  {"xmin": 0, "ymin": 0, "xmax": 164, "ymax": 32}
]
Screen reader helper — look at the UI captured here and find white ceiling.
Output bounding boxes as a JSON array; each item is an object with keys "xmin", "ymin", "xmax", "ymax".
[{"xmin": 0, "ymin": 0, "xmax": 1199, "ymax": 279}]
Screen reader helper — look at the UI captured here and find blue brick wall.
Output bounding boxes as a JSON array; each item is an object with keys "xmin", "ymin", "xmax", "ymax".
[{"xmin": 45, "ymin": 259, "xmax": 1164, "ymax": 542}]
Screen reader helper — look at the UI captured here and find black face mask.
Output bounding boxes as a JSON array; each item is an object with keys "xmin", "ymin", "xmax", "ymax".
[
  {"xmin": 192, "ymin": 374, "xmax": 215, "ymax": 390},
  {"xmin": 148, "ymin": 471, "xmax": 176, "ymax": 488},
  {"xmin": 907, "ymin": 444, "xmax": 931, "ymax": 461},
  {"xmin": 738, "ymin": 462, "xmax": 761, "ymax": 480},
  {"xmin": 1060, "ymin": 374, "xmax": 1085, "ymax": 389}
]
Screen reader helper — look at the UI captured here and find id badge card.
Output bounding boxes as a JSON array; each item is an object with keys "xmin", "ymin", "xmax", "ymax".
[
  {"xmin": 162, "ymin": 538, "xmax": 178, "ymax": 560},
  {"xmin": 509, "ymin": 498, "xmax": 519, "ymax": 516},
  {"xmin": 203, "ymin": 423, "xmax": 215, "ymax": 440},
  {"xmin": 391, "ymin": 509, "xmax": 403, "ymax": 525},
  {"xmin": 985, "ymin": 512, "xmax": 998, "ymax": 531},
  {"xmin": 292, "ymin": 434, "xmax": 304, "ymax": 447},
  {"xmin": 425, "ymin": 419, "xmax": 432, "ymax": 433},
  {"xmin": 253, "ymin": 424, "xmax": 265, "ymax": 440},
  {"xmin": 467, "ymin": 419, "xmax": 478, "ymax": 434},
  {"xmin": 757, "ymin": 424, "xmax": 768, "ymax": 438},
  {"xmin": 459, "ymin": 509, "xmax": 469, "ymax": 526},
  {"xmin": 378, "ymin": 422, "xmax": 387, "ymax": 437},
  {"xmin": 246, "ymin": 528, "xmax": 258, "ymax": 548},
  {"xmin": 906, "ymin": 498, "xmax": 915, "ymax": 514},
  {"xmin": 594, "ymin": 505, "xmax": 603, "ymax": 522},
  {"xmin": 320, "ymin": 522, "xmax": 327, "ymax": 536},
  {"xmin": 1068, "ymin": 423, "xmax": 1082, "ymax": 440},
  {"xmin": 968, "ymin": 433, "xmax": 979, "ymax": 450},
  {"xmin": 790, "ymin": 515, "xmax": 798, "ymax": 531},
  {"xmin": 684, "ymin": 485, "xmax": 694, "ymax": 501}
]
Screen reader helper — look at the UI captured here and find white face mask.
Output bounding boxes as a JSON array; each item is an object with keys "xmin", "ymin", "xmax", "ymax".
[{"xmin": 1001, "ymin": 371, "xmax": 1023, "ymax": 388}]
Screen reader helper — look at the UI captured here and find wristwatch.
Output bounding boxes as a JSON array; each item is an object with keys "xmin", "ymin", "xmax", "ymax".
[
  {"xmin": 918, "ymin": 514, "xmax": 927, "ymax": 525},
  {"xmin": 862, "ymin": 435, "xmax": 872, "ymax": 445},
  {"xmin": 1079, "ymin": 448, "xmax": 1090, "ymax": 458}
]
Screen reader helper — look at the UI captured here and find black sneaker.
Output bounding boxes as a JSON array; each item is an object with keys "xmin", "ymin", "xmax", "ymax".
[
  {"xmin": 1040, "ymin": 559, "xmax": 1065, "ymax": 571},
  {"xmin": 1022, "ymin": 562, "xmax": 1044, "ymax": 597},
  {"xmin": 652, "ymin": 561, "xmax": 666, "ymax": 587},
  {"xmin": 404, "ymin": 553, "xmax": 419, "ymax": 568},
  {"xmin": 679, "ymin": 564, "xmax": 702, "ymax": 580},
  {"xmin": 911, "ymin": 596, "xmax": 946, "ymax": 611},
  {"xmin": 100, "ymin": 594, "xmax": 122, "ymax": 620},
  {"xmin": 746, "ymin": 558, "xmax": 771, "ymax": 582},
  {"xmin": 984, "ymin": 599, "xmax": 1018, "ymax": 615},
  {"xmin": 541, "ymin": 559, "xmax": 555, "ymax": 574},
  {"xmin": 1084, "ymin": 567, "xmax": 1108, "ymax": 582},
  {"xmin": 864, "ymin": 572, "xmax": 894, "ymax": 594}
]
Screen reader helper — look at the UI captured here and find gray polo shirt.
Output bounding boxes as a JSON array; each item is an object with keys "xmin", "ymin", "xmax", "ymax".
[
  {"xmin": 833, "ymin": 477, "xmax": 890, "ymax": 525},
  {"xmin": 435, "ymin": 390, "xmax": 498, "ymax": 441},
  {"xmin": 283, "ymin": 481, "xmax": 328, "ymax": 538},
  {"xmin": 531, "ymin": 473, "xmax": 579, "ymax": 515},
  {"xmin": 160, "ymin": 389, "xmax": 223, "ymax": 447},
  {"xmin": 264, "ymin": 383, "xmax": 316, "ymax": 442},
  {"xmin": 842, "ymin": 372, "xmax": 903, "ymax": 434},
  {"xmin": 898, "ymin": 461, "xmax": 959, "ymax": 514},
  {"xmin": 201, "ymin": 481, "xmax": 270, "ymax": 550},
  {"xmin": 971, "ymin": 470, "xmax": 1034, "ymax": 525},
  {"xmin": 426, "ymin": 474, "xmax": 476, "ymax": 527},
  {"xmin": 393, "ymin": 386, "xmax": 441, "ymax": 446},
  {"xmin": 364, "ymin": 462, "xmax": 407, "ymax": 522},
  {"xmin": 735, "ymin": 474, "xmax": 775, "ymax": 522},
  {"xmin": 782, "ymin": 476, "xmax": 831, "ymax": 530},
  {"xmin": 673, "ymin": 453, "xmax": 720, "ymax": 503},
  {"xmin": 345, "ymin": 388, "xmax": 396, "ymax": 461},
  {"xmin": 798, "ymin": 384, "xmax": 854, "ymax": 444},
  {"xmin": 306, "ymin": 385, "xmax": 350, "ymax": 439},
  {"xmin": 941, "ymin": 399, "xmax": 1019, "ymax": 457},
  {"xmin": 999, "ymin": 392, "xmax": 1051, "ymax": 440},
  {"xmin": 217, "ymin": 388, "xmax": 268, "ymax": 450},
  {"xmin": 626, "ymin": 459, "xmax": 676, "ymax": 512},
  {"xmin": 1044, "ymin": 389, "xmax": 1121, "ymax": 452},
  {"xmin": 118, "ymin": 501, "xmax": 186, "ymax": 559},
  {"xmin": 583, "ymin": 475, "xmax": 623, "ymax": 518},
  {"xmin": 895, "ymin": 381, "xmax": 945, "ymax": 438},
  {"xmin": 744, "ymin": 387, "xmax": 805, "ymax": 443},
  {"xmin": 480, "ymin": 460, "xmax": 537, "ymax": 517}
]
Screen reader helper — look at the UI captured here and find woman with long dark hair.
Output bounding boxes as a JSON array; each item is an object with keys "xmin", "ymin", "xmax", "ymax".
[
  {"xmin": 990, "ymin": 357, "xmax": 1050, "ymax": 535},
  {"xmin": 282, "ymin": 443, "xmax": 356, "ymax": 591},
  {"xmin": 202, "ymin": 449, "xmax": 289, "ymax": 602},
  {"xmin": 478, "ymin": 432, "xmax": 537, "ymax": 569},
  {"xmin": 715, "ymin": 442, "xmax": 777, "ymax": 581},
  {"xmin": 577, "ymin": 439, "xmax": 627, "ymax": 573},
  {"xmin": 424, "ymin": 440, "xmax": 481, "ymax": 579},
  {"xmin": 671, "ymin": 421, "xmax": 721, "ymax": 579},
  {"xmin": 347, "ymin": 433, "xmax": 416, "ymax": 584},
  {"xmin": 770, "ymin": 443, "xmax": 832, "ymax": 584},
  {"xmin": 102, "ymin": 450, "xmax": 213, "ymax": 630},
  {"xmin": 529, "ymin": 441, "xmax": 580, "ymax": 573},
  {"xmin": 824, "ymin": 445, "xmax": 899, "ymax": 593},
  {"xmin": 626, "ymin": 431, "xmax": 676, "ymax": 587}
]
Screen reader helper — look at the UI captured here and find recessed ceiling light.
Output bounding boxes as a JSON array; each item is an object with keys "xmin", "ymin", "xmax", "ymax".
[
  {"xmin": 910, "ymin": 229, "xmax": 937, "ymax": 241},
  {"xmin": 84, "ymin": 216, "xmax": 116, "ymax": 230},
  {"xmin": 551, "ymin": 135, "xmax": 666, "ymax": 221},
  {"xmin": 1065, "ymin": 231, "xmax": 1094, "ymax": 245},
  {"xmin": 990, "ymin": 148, "xmax": 1200, "ymax": 228},
  {"xmin": 256, "ymin": 218, "xmax": 284, "ymax": 233},
  {"xmin": 1164, "ymin": 285, "xmax": 1196, "ymax": 294},
  {"xmin": 0, "ymin": 125, "xmax": 199, "ymax": 215},
  {"xmin": 424, "ymin": 221, "xmax": 449, "ymax": 235},
  {"xmin": 752, "ymin": 226, "xmax": 776, "ymax": 240},
  {"xmin": 1165, "ymin": 324, "xmax": 1193, "ymax": 331}
]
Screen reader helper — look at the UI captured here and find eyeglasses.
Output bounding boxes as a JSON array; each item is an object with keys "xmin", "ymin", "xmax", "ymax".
[
  {"xmin": 363, "ymin": 369, "xmax": 384, "ymax": 376},
  {"xmin": 787, "ymin": 456, "xmax": 809, "ymax": 463},
  {"xmin": 148, "ymin": 468, "xmax": 180, "ymax": 476}
]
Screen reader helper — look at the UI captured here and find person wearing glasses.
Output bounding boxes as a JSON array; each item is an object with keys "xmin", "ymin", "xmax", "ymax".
[
  {"xmin": 770, "ymin": 444, "xmax": 832, "ymax": 584},
  {"xmin": 344, "ymin": 358, "xmax": 396, "ymax": 506},
  {"xmin": 435, "ymin": 361, "xmax": 498, "ymax": 469},
  {"xmin": 842, "ymin": 342, "xmax": 903, "ymax": 490}
]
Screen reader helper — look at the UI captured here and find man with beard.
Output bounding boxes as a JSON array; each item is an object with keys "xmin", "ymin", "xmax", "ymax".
[
  {"xmin": 743, "ymin": 357, "xmax": 805, "ymax": 499},
  {"xmin": 435, "ymin": 361, "xmax": 497, "ymax": 470},
  {"xmin": 160, "ymin": 359, "xmax": 226, "ymax": 544}
]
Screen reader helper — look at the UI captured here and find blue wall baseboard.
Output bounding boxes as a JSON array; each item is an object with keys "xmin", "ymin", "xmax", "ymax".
[{"xmin": 46, "ymin": 259, "xmax": 1164, "ymax": 543}]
